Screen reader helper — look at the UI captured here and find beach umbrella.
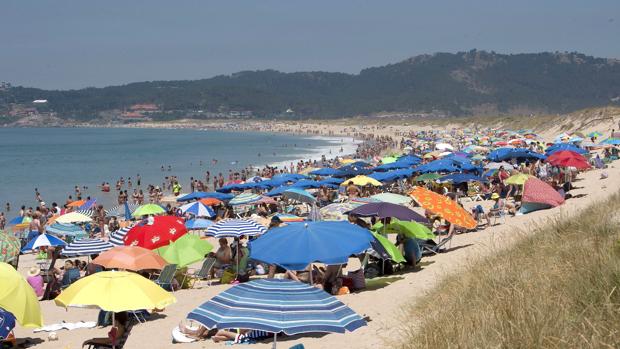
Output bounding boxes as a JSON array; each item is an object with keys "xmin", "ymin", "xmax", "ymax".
[
  {"xmin": 505, "ymin": 173, "xmax": 532, "ymax": 186},
  {"xmin": 249, "ymin": 221, "xmax": 375, "ymax": 270},
  {"xmin": 108, "ymin": 226, "xmax": 131, "ymax": 246},
  {"xmin": 256, "ymin": 196, "xmax": 278, "ymax": 205},
  {"xmin": 384, "ymin": 219, "xmax": 435, "ymax": 240},
  {"xmin": 381, "ymin": 156, "xmax": 398, "ymax": 164},
  {"xmin": 319, "ymin": 202, "xmax": 356, "ymax": 221},
  {"xmin": 283, "ymin": 188, "xmax": 316, "ymax": 204},
  {"xmin": 93, "ymin": 246, "xmax": 167, "ymax": 271},
  {"xmin": 21, "ymin": 233, "xmax": 66, "ymax": 253},
  {"xmin": 414, "ymin": 173, "xmax": 442, "ymax": 182},
  {"xmin": 45, "ymin": 223, "xmax": 87, "ymax": 237},
  {"xmin": 600, "ymin": 138, "xmax": 620, "ymax": 145},
  {"xmin": 0, "ymin": 262, "xmax": 43, "ymax": 328},
  {"xmin": 177, "ymin": 191, "xmax": 234, "ymax": 202},
  {"xmin": 156, "ymin": 234, "xmax": 213, "ymax": 268},
  {"xmin": 0, "ymin": 308, "xmax": 16, "ymax": 340},
  {"xmin": 123, "ymin": 216, "xmax": 187, "ymax": 250},
  {"xmin": 55, "ymin": 212, "xmax": 92, "ymax": 224},
  {"xmin": 587, "ymin": 131, "xmax": 603, "ymax": 138},
  {"xmin": 132, "ymin": 203, "xmax": 165, "ymax": 217},
  {"xmin": 309, "ymin": 168, "xmax": 339, "ymax": 176},
  {"xmin": 546, "ymin": 150, "xmax": 590, "ymax": 169},
  {"xmin": 545, "ymin": 143, "xmax": 588, "ymax": 155},
  {"xmin": 61, "ymin": 238, "xmax": 113, "ymax": 257},
  {"xmin": 340, "ymin": 175, "xmax": 382, "ymax": 187},
  {"xmin": 205, "ymin": 219, "xmax": 267, "ymax": 238},
  {"xmin": 7, "ymin": 216, "xmax": 31, "ymax": 226},
  {"xmin": 484, "ymin": 161, "xmax": 515, "ymax": 170},
  {"xmin": 348, "ymin": 202, "xmax": 428, "ymax": 223},
  {"xmin": 520, "ymin": 177, "xmax": 565, "ymax": 213},
  {"xmin": 185, "ymin": 218, "xmax": 214, "ymax": 230},
  {"xmin": 409, "ymin": 187, "xmax": 477, "ymax": 229},
  {"xmin": 369, "ymin": 231, "xmax": 406, "ymax": 263},
  {"xmin": 265, "ymin": 185, "xmax": 293, "ymax": 197},
  {"xmin": 178, "ymin": 201, "xmax": 215, "ymax": 217},
  {"xmin": 55, "ymin": 271, "xmax": 176, "ymax": 348},
  {"xmin": 78, "ymin": 199, "xmax": 97, "ymax": 210},
  {"xmin": 187, "ymin": 279, "xmax": 366, "ymax": 347},
  {"xmin": 332, "ymin": 168, "xmax": 373, "ymax": 178},
  {"xmin": 0, "ymin": 231, "xmax": 20, "ymax": 264},
  {"xmin": 199, "ymin": 198, "xmax": 222, "ymax": 206},
  {"xmin": 435, "ymin": 143, "xmax": 454, "ymax": 151},
  {"xmin": 228, "ymin": 193, "xmax": 262, "ymax": 206},
  {"xmin": 438, "ymin": 173, "xmax": 487, "ymax": 184},
  {"xmin": 67, "ymin": 200, "xmax": 86, "ymax": 208},
  {"xmin": 369, "ymin": 193, "xmax": 411, "ymax": 205},
  {"xmin": 107, "ymin": 203, "xmax": 139, "ymax": 217},
  {"xmin": 273, "ymin": 213, "xmax": 305, "ymax": 223},
  {"xmin": 292, "ymin": 179, "xmax": 325, "ymax": 189}
]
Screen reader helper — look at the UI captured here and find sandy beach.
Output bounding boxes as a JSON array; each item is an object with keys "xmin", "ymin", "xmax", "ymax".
[{"xmin": 12, "ymin": 124, "xmax": 619, "ymax": 349}]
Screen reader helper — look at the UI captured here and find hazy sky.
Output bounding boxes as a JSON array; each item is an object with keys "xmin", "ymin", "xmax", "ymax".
[{"xmin": 1, "ymin": 0, "xmax": 618, "ymax": 89}]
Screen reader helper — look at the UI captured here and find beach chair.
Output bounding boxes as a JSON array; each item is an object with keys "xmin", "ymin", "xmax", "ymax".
[
  {"xmin": 184, "ymin": 257, "xmax": 216, "ymax": 288},
  {"xmin": 489, "ymin": 204, "xmax": 507, "ymax": 225},
  {"xmin": 153, "ymin": 264, "xmax": 177, "ymax": 292},
  {"xmin": 420, "ymin": 232, "xmax": 454, "ymax": 255}
]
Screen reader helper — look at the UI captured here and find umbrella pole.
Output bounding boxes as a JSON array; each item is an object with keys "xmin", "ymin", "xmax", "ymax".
[
  {"xmin": 272, "ymin": 332, "xmax": 277, "ymax": 349},
  {"xmin": 236, "ymin": 237, "xmax": 239, "ymax": 279},
  {"xmin": 309, "ymin": 263, "xmax": 313, "ymax": 285},
  {"xmin": 112, "ymin": 311, "xmax": 116, "ymax": 349}
]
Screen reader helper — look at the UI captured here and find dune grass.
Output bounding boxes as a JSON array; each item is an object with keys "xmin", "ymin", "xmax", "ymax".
[{"xmin": 397, "ymin": 192, "xmax": 620, "ymax": 348}]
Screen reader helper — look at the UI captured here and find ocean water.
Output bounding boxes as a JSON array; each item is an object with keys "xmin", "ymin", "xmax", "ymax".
[{"xmin": 0, "ymin": 127, "xmax": 350, "ymax": 210}]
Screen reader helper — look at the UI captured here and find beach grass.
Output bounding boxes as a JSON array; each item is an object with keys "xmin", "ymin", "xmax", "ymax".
[{"xmin": 396, "ymin": 192, "xmax": 620, "ymax": 348}]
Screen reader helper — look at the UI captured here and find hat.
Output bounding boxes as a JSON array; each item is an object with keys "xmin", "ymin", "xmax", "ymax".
[
  {"xmin": 491, "ymin": 193, "xmax": 500, "ymax": 200},
  {"xmin": 28, "ymin": 266, "xmax": 41, "ymax": 277},
  {"xmin": 40, "ymin": 201, "xmax": 46, "ymax": 206}
]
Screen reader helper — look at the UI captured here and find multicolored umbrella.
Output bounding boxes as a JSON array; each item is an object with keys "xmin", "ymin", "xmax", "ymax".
[
  {"xmin": 178, "ymin": 201, "xmax": 215, "ymax": 217},
  {"xmin": 0, "ymin": 231, "xmax": 20, "ymax": 264},
  {"xmin": 123, "ymin": 216, "xmax": 187, "ymax": 250},
  {"xmin": 45, "ymin": 223, "xmax": 87, "ymax": 237},
  {"xmin": 93, "ymin": 246, "xmax": 168, "ymax": 271},
  {"xmin": 21, "ymin": 233, "xmax": 66, "ymax": 252},
  {"xmin": 229, "ymin": 193, "xmax": 262, "ymax": 206},
  {"xmin": 187, "ymin": 279, "xmax": 365, "ymax": 347},
  {"xmin": 409, "ymin": 186, "xmax": 477, "ymax": 229},
  {"xmin": 0, "ymin": 308, "xmax": 16, "ymax": 339}
]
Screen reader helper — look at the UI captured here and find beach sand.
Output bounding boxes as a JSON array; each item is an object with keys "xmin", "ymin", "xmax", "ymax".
[{"xmin": 13, "ymin": 153, "xmax": 619, "ymax": 349}]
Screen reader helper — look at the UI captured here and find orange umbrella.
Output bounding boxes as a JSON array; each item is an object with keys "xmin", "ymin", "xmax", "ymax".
[
  {"xmin": 93, "ymin": 246, "xmax": 167, "ymax": 271},
  {"xmin": 409, "ymin": 186, "xmax": 477, "ymax": 229},
  {"xmin": 199, "ymin": 198, "xmax": 222, "ymax": 206},
  {"xmin": 67, "ymin": 200, "xmax": 86, "ymax": 208}
]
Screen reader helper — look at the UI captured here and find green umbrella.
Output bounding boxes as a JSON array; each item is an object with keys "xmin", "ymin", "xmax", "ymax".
[
  {"xmin": 156, "ymin": 234, "xmax": 213, "ymax": 268},
  {"xmin": 370, "ymin": 193, "xmax": 411, "ymax": 205},
  {"xmin": 132, "ymin": 204, "xmax": 166, "ymax": 217},
  {"xmin": 414, "ymin": 173, "xmax": 442, "ymax": 182},
  {"xmin": 0, "ymin": 230, "xmax": 20, "ymax": 263},
  {"xmin": 385, "ymin": 219, "xmax": 435, "ymax": 240},
  {"xmin": 370, "ymin": 231, "xmax": 405, "ymax": 263},
  {"xmin": 381, "ymin": 156, "xmax": 398, "ymax": 164}
]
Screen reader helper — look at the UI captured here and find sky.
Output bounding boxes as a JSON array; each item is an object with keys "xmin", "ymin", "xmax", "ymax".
[{"xmin": 1, "ymin": 0, "xmax": 618, "ymax": 90}]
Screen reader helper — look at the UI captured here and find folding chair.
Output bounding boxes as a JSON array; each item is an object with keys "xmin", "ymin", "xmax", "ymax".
[
  {"xmin": 153, "ymin": 264, "xmax": 178, "ymax": 291},
  {"xmin": 184, "ymin": 258, "xmax": 216, "ymax": 288}
]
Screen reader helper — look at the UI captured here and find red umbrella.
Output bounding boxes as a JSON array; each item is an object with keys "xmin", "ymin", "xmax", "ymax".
[
  {"xmin": 522, "ymin": 177, "xmax": 565, "ymax": 207},
  {"xmin": 546, "ymin": 150, "xmax": 590, "ymax": 169},
  {"xmin": 123, "ymin": 216, "xmax": 187, "ymax": 250}
]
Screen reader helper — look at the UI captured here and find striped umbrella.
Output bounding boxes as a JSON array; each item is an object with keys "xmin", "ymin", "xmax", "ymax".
[
  {"xmin": 178, "ymin": 202, "xmax": 215, "ymax": 217},
  {"xmin": 21, "ymin": 233, "xmax": 66, "ymax": 252},
  {"xmin": 46, "ymin": 223, "xmax": 87, "ymax": 237},
  {"xmin": 109, "ymin": 227, "xmax": 131, "ymax": 246},
  {"xmin": 205, "ymin": 219, "xmax": 267, "ymax": 238},
  {"xmin": 229, "ymin": 193, "xmax": 261, "ymax": 206},
  {"xmin": 61, "ymin": 238, "xmax": 113, "ymax": 257},
  {"xmin": 75, "ymin": 209, "xmax": 109, "ymax": 217},
  {"xmin": 107, "ymin": 203, "xmax": 139, "ymax": 217},
  {"xmin": 187, "ymin": 279, "xmax": 366, "ymax": 347}
]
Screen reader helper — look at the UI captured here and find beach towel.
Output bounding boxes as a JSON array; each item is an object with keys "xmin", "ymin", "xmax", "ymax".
[{"xmin": 33, "ymin": 321, "xmax": 96, "ymax": 332}]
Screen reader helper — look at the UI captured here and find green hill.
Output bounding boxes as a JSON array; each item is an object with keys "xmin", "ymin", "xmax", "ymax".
[{"xmin": 2, "ymin": 50, "xmax": 619, "ymax": 120}]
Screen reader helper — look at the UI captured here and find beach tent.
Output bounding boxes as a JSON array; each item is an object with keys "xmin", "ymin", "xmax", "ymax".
[{"xmin": 520, "ymin": 177, "xmax": 565, "ymax": 213}]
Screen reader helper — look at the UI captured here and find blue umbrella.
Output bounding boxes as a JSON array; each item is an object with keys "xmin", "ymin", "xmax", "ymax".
[
  {"xmin": 292, "ymin": 179, "xmax": 324, "ymax": 189},
  {"xmin": 78, "ymin": 198, "xmax": 97, "ymax": 210},
  {"xmin": 187, "ymin": 279, "xmax": 366, "ymax": 347},
  {"xmin": 599, "ymin": 138, "xmax": 620, "ymax": 145},
  {"xmin": 7, "ymin": 216, "xmax": 28, "ymax": 226},
  {"xmin": 61, "ymin": 238, "xmax": 113, "ymax": 257},
  {"xmin": 229, "ymin": 193, "xmax": 262, "ymax": 206},
  {"xmin": 249, "ymin": 221, "xmax": 375, "ymax": 270},
  {"xmin": 124, "ymin": 201, "xmax": 132, "ymax": 221},
  {"xmin": 309, "ymin": 168, "xmax": 339, "ymax": 176},
  {"xmin": 185, "ymin": 218, "xmax": 214, "ymax": 230},
  {"xmin": 487, "ymin": 148, "xmax": 546, "ymax": 162},
  {"xmin": 177, "ymin": 191, "xmax": 233, "ymax": 202},
  {"xmin": 272, "ymin": 173, "xmax": 307, "ymax": 181},
  {"xmin": 265, "ymin": 185, "xmax": 293, "ymax": 197},
  {"xmin": 545, "ymin": 143, "xmax": 587, "ymax": 155},
  {"xmin": 439, "ymin": 173, "xmax": 487, "ymax": 184},
  {"xmin": 414, "ymin": 159, "xmax": 460, "ymax": 173},
  {"xmin": 282, "ymin": 188, "xmax": 316, "ymax": 204},
  {"xmin": 206, "ymin": 219, "xmax": 267, "ymax": 239},
  {"xmin": 21, "ymin": 233, "xmax": 66, "ymax": 252},
  {"xmin": 178, "ymin": 201, "xmax": 215, "ymax": 217},
  {"xmin": 0, "ymin": 308, "xmax": 16, "ymax": 340},
  {"xmin": 45, "ymin": 223, "xmax": 87, "ymax": 237}
]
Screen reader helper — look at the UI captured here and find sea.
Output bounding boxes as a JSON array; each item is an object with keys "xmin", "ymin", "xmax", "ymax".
[{"xmin": 0, "ymin": 127, "xmax": 355, "ymax": 210}]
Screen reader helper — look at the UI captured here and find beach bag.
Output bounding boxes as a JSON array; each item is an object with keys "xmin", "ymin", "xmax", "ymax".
[
  {"xmin": 220, "ymin": 269, "xmax": 236, "ymax": 284},
  {"xmin": 348, "ymin": 269, "xmax": 366, "ymax": 290}
]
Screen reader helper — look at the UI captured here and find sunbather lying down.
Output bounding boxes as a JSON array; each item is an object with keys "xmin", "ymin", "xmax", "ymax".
[{"xmin": 172, "ymin": 321, "xmax": 272, "ymax": 344}]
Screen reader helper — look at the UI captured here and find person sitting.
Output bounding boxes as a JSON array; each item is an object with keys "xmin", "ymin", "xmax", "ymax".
[
  {"xmin": 176, "ymin": 321, "xmax": 271, "ymax": 344},
  {"xmin": 84, "ymin": 312, "xmax": 129, "ymax": 348},
  {"xmin": 208, "ymin": 238, "xmax": 232, "ymax": 278},
  {"xmin": 61, "ymin": 260, "xmax": 81, "ymax": 288},
  {"xmin": 26, "ymin": 266, "xmax": 44, "ymax": 298},
  {"xmin": 471, "ymin": 204, "xmax": 491, "ymax": 226}
]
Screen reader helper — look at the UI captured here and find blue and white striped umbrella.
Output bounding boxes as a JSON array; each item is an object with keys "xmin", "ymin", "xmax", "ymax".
[
  {"xmin": 229, "ymin": 193, "xmax": 261, "ymax": 206},
  {"xmin": 75, "ymin": 209, "xmax": 109, "ymax": 217},
  {"xmin": 107, "ymin": 203, "xmax": 139, "ymax": 217},
  {"xmin": 109, "ymin": 227, "xmax": 132, "ymax": 246},
  {"xmin": 185, "ymin": 218, "xmax": 214, "ymax": 230},
  {"xmin": 178, "ymin": 202, "xmax": 215, "ymax": 217},
  {"xmin": 187, "ymin": 279, "xmax": 366, "ymax": 337},
  {"xmin": 46, "ymin": 223, "xmax": 87, "ymax": 237},
  {"xmin": 21, "ymin": 233, "xmax": 66, "ymax": 252},
  {"xmin": 205, "ymin": 219, "xmax": 267, "ymax": 238},
  {"xmin": 61, "ymin": 238, "xmax": 113, "ymax": 257}
]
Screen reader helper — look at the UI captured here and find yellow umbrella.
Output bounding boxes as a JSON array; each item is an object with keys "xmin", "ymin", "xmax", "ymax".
[
  {"xmin": 55, "ymin": 271, "xmax": 176, "ymax": 312},
  {"xmin": 55, "ymin": 211, "xmax": 92, "ymax": 224},
  {"xmin": 340, "ymin": 159, "xmax": 355, "ymax": 164},
  {"xmin": 340, "ymin": 175, "xmax": 382, "ymax": 187},
  {"xmin": 505, "ymin": 173, "xmax": 532, "ymax": 186},
  {"xmin": 0, "ymin": 262, "xmax": 43, "ymax": 328}
]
